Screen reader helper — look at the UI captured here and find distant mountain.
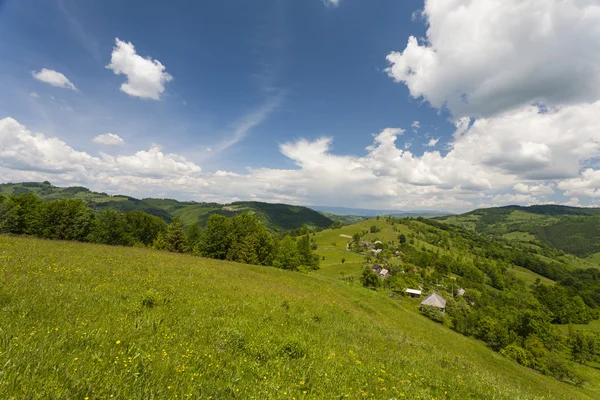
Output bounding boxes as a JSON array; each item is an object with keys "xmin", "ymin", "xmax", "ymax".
[
  {"xmin": 0, "ymin": 182, "xmax": 333, "ymax": 232},
  {"xmin": 310, "ymin": 205, "xmax": 453, "ymax": 218},
  {"xmin": 437, "ymin": 204, "xmax": 600, "ymax": 259}
]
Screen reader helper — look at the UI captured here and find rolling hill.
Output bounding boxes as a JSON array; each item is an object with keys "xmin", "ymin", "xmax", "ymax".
[
  {"xmin": 1, "ymin": 234, "xmax": 597, "ymax": 399},
  {"xmin": 437, "ymin": 205, "xmax": 600, "ymax": 265},
  {"xmin": 0, "ymin": 182, "xmax": 333, "ymax": 232}
]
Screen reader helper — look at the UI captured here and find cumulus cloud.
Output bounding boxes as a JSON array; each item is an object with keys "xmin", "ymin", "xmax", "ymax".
[
  {"xmin": 32, "ymin": 68, "xmax": 77, "ymax": 90},
  {"xmin": 558, "ymin": 169, "xmax": 600, "ymax": 198},
  {"xmin": 0, "ymin": 118, "xmax": 199, "ymax": 181},
  {"xmin": 385, "ymin": 0, "xmax": 600, "ymax": 118},
  {"xmin": 29, "ymin": 92, "xmax": 40, "ymax": 99},
  {"xmin": 92, "ymin": 133, "xmax": 124, "ymax": 146},
  {"xmin": 106, "ymin": 38, "xmax": 173, "ymax": 100},
  {"xmin": 425, "ymin": 138, "xmax": 439, "ymax": 147},
  {"xmin": 411, "ymin": 120, "xmax": 420, "ymax": 129},
  {"xmin": 2, "ymin": 116, "xmax": 600, "ymax": 212}
]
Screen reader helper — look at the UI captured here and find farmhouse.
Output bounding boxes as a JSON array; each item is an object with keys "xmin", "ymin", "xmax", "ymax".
[
  {"xmin": 420, "ymin": 293, "xmax": 447, "ymax": 312},
  {"xmin": 372, "ymin": 264, "xmax": 382, "ymax": 272},
  {"xmin": 457, "ymin": 288, "xmax": 465, "ymax": 296},
  {"xmin": 406, "ymin": 288, "xmax": 421, "ymax": 298},
  {"xmin": 379, "ymin": 268, "xmax": 389, "ymax": 278}
]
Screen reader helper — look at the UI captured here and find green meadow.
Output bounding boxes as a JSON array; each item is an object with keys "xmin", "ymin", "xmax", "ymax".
[{"xmin": 0, "ymin": 235, "xmax": 597, "ymax": 399}]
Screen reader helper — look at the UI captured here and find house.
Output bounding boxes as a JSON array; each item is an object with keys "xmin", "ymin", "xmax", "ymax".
[
  {"xmin": 373, "ymin": 240, "xmax": 383, "ymax": 245},
  {"xmin": 379, "ymin": 269, "xmax": 389, "ymax": 278},
  {"xmin": 371, "ymin": 264, "xmax": 382, "ymax": 273},
  {"xmin": 405, "ymin": 288, "xmax": 421, "ymax": 298},
  {"xmin": 420, "ymin": 293, "xmax": 447, "ymax": 312},
  {"xmin": 457, "ymin": 288, "xmax": 465, "ymax": 296},
  {"xmin": 371, "ymin": 248, "xmax": 382, "ymax": 255},
  {"xmin": 360, "ymin": 241, "xmax": 372, "ymax": 248}
]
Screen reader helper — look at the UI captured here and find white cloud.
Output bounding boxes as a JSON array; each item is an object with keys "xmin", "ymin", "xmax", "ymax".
[
  {"xmin": 513, "ymin": 182, "xmax": 555, "ymax": 197},
  {"xmin": 558, "ymin": 169, "xmax": 600, "ymax": 198},
  {"xmin": 29, "ymin": 92, "xmax": 40, "ymax": 99},
  {"xmin": 32, "ymin": 69, "xmax": 77, "ymax": 91},
  {"xmin": 322, "ymin": 0, "xmax": 340, "ymax": 7},
  {"xmin": 2, "ymin": 116, "xmax": 600, "ymax": 212},
  {"xmin": 425, "ymin": 138, "xmax": 439, "ymax": 147},
  {"xmin": 385, "ymin": 0, "xmax": 600, "ymax": 118},
  {"xmin": 106, "ymin": 38, "xmax": 173, "ymax": 100},
  {"xmin": 411, "ymin": 120, "xmax": 420, "ymax": 129},
  {"xmin": 0, "ymin": 118, "xmax": 199, "ymax": 181},
  {"xmin": 92, "ymin": 133, "xmax": 124, "ymax": 146}
]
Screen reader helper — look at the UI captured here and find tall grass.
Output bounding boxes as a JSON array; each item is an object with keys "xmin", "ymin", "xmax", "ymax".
[{"xmin": 0, "ymin": 235, "xmax": 596, "ymax": 399}]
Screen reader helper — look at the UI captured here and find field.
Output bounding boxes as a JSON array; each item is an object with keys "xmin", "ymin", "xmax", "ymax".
[{"xmin": 1, "ymin": 235, "xmax": 597, "ymax": 399}]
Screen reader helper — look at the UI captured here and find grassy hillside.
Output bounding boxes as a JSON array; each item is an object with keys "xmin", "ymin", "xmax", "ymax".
[
  {"xmin": 0, "ymin": 182, "xmax": 333, "ymax": 232},
  {"xmin": 437, "ymin": 205, "xmax": 600, "ymax": 263},
  {"xmin": 0, "ymin": 235, "xmax": 596, "ymax": 399}
]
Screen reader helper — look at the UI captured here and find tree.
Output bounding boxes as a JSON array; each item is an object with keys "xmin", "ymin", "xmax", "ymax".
[
  {"xmin": 370, "ymin": 225, "xmax": 378, "ymax": 233},
  {"xmin": 297, "ymin": 234, "xmax": 319, "ymax": 269},
  {"xmin": 571, "ymin": 330, "xmax": 598, "ymax": 364},
  {"xmin": 352, "ymin": 232, "xmax": 361, "ymax": 243},
  {"xmin": 196, "ymin": 214, "xmax": 233, "ymax": 259},
  {"xmin": 162, "ymin": 217, "xmax": 187, "ymax": 253},
  {"xmin": 237, "ymin": 234, "xmax": 260, "ymax": 265},
  {"xmin": 341, "ymin": 258, "xmax": 346, "ymax": 264},
  {"xmin": 398, "ymin": 233, "xmax": 407, "ymax": 244},
  {"xmin": 186, "ymin": 222, "xmax": 203, "ymax": 251},
  {"xmin": 274, "ymin": 235, "xmax": 300, "ymax": 270},
  {"xmin": 0, "ymin": 193, "xmax": 42, "ymax": 235},
  {"xmin": 125, "ymin": 210, "xmax": 167, "ymax": 246},
  {"xmin": 360, "ymin": 267, "xmax": 380, "ymax": 289},
  {"xmin": 254, "ymin": 226, "xmax": 276, "ymax": 266},
  {"xmin": 88, "ymin": 208, "xmax": 132, "ymax": 246},
  {"xmin": 39, "ymin": 199, "xmax": 95, "ymax": 241}
]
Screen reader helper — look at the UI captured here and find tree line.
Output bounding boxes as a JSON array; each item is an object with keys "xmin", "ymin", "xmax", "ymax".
[{"xmin": 0, "ymin": 193, "xmax": 319, "ymax": 271}]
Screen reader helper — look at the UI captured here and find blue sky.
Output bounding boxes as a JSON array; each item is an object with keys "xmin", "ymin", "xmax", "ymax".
[{"xmin": 1, "ymin": 0, "xmax": 600, "ymax": 212}]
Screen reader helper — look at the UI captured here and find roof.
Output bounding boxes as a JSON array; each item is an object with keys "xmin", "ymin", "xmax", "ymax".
[
  {"xmin": 420, "ymin": 293, "xmax": 446, "ymax": 309},
  {"xmin": 371, "ymin": 249, "xmax": 382, "ymax": 254},
  {"xmin": 379, "ymin": 269, "xmax": 389, "ymax": 277},
  {"xmin": 457, "ymin": 288, "xmax": 465, "ymax": 296},
  {"xmin": 374, "ymin": 240, "xmax": 383, "ymax": 244},
  {"xmin": 406, "ymin": 288, "xmax": 422, "ymax": 295}
]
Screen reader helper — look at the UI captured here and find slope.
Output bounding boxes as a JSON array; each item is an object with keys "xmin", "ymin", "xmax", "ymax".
[
  {"xmin": 0, "ymin": 235, "xmax": 595, "ymax": 399},
  {"xmin": 437, "ymin": 205, "xmax": 600, "ymax": 264}
]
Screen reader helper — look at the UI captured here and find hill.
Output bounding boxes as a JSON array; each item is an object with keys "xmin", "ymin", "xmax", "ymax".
[
  {"xmin": 0, "ymin": 182, "xmax": 333, "ymax": 232},
  {"xmin": 311, "ymin": 205, "xmax": 452, "ymax": 218},
  {"xmin": 0, "ymin": 234, "xmax": 596, "ymax": 399},
  {"xmin": 437, "ymin": 205, "xmax": 600, "ymax": 264}
]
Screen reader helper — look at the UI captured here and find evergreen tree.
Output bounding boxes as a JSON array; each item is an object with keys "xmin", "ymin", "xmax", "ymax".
[
  {"xmin": 254, "ymin": 225, "xmax": 276, "ymax": 266},
  {"xmin": 164, "ymin": 217, "xmax": 187, "ymax": 253},
  {"xmin": 237, "ymin": 234, "xmax": 260, "ymax": 265},
  {"xmin": 297, "ymin": 234, "xmax": 319, "ymax": 269}
]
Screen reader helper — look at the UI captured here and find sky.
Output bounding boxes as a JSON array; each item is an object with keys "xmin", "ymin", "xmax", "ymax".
[{"xmin": 1, "ymin": 0, "xmax": 600, "ymax": 213}]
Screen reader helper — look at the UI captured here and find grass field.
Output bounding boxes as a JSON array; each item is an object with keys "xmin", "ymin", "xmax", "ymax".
[
  {"xmin": 1, "ymin": 235, "xmax": 598, "ymax": 399},
  {"xmin": 510, "ymin": 266, "xmax": 555, "ymax": 286}
]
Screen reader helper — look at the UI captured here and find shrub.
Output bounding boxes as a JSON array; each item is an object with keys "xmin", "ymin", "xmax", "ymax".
[{"xmin": 280, "ymin": 339, "xmax": 307, "ymax": 359}]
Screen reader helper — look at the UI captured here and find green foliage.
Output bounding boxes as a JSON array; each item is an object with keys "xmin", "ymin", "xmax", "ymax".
[
  {"xmin": 88, "ymin": 208, "xmax": 132, "ymax": 246},
  {"xmin": 570, "ymin": 330, "xmax": 598, "ymax": 364},
  {"xmin": 155, "ymin": 217, "xmax": 187, "ymax": 253},
  {"xmin": 274, "ymin": 236, "xmax": 301, "ymax": 270},
  {"xmin": 196, "ymin": 214, "xmax": 233, "ymax": 259},
  {"xmin": 360, "ymin": 267, "xmax": 380, "ymax": 289}
]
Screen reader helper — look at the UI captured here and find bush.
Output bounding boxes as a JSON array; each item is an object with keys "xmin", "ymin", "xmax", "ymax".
[
  {"xmin": 501, "ymin": 344, "xmax": 532, "ymax": 367},
  {"xmin": 420, "ymin": 306, "xmax": 448, "ymax": 324},
  {"xmin": 280, "ymin": 339, "xmax": 307, "ymax": 359}
]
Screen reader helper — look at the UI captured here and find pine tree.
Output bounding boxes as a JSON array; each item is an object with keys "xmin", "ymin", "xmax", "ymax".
[
  {"xmin": 237, "ymin": 234, "xmax": 260, "ymax": 265},
  {"xmin": 164, "ymin": 217, "xmax": 187, "ymax": 253}
]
